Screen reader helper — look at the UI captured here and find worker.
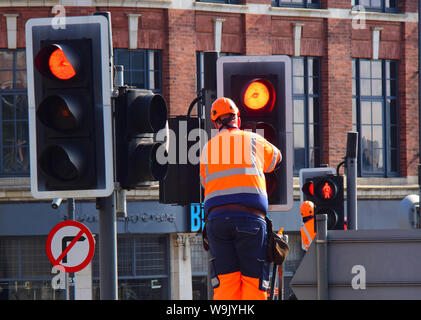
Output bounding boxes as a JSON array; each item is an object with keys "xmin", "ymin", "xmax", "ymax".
[
  {"xmin": 200, "ymin": 97, "xmax": 282, "ymax": 300},
  {"xmin": 300, "ymin": 201, "xmax": 316, "ymax": 251}
]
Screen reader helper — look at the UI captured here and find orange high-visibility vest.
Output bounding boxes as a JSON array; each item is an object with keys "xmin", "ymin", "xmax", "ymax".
[
  {"xmin": 200, "ymin": 128, "xmax": 281, "ymax": 215},
  {"xmin": 300, "ymin": 217, "xmax": 316, "ymax": 251}
]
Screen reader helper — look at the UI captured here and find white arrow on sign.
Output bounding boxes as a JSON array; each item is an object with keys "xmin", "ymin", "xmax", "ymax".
[{"xmin": 290, "ymin": 229, "xmax": 421, "ymax": 300}]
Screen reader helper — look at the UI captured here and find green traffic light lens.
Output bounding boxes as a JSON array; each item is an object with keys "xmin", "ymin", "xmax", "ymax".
[
  {"xmin": 50, "ymin": 147, "xmax": 79, "ymax": 181},
  {"xmin": 39, "ymin": 145, "xmax": 85, "ymax": 182}
]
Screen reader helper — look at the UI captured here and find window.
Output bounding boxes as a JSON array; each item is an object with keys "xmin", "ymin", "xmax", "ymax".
[
  {"xmin": 114, "ymin": 49, "xmax": 162, "ymax": 93},
  {"xmin": 92, "ymin": 234, "xmax": 170, "ymax": 300},
  {"xmin": 0, "ymin": 50, "xmax": 29, "ymax": 177},
  {"xmin": 195, "ymin": 0, "xmax": 240, "ymax": 4},
  {"xmin": 272, "ymin": 0, "xmax": 320, "ymax": 9},
  {"xmin": 196, "ymin": 51, "xmax": 238, "ymax": 116},
  {"xmin": 292, "ymin": 57, "xmax": 321, "ymax": 174},
  {"xmin": 352, "ymin": 59, "xmax": 399, "ymax": 176},
  {"xmin": 190, "ymin": 236, "xmax": 208, "ymax": 300},
  {"xmin": 353, "ymin": 0, "xmax": 397, "ymax": 12},
  {"xmin": 196, "ymin": 51, "xmax": 237, "ymax": 92},
  {"xmin": 0, "ymin": 236, "xmax": 65, "ymax": 300}
]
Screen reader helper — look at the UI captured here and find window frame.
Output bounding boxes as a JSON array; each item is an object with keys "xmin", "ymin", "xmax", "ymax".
[
  {"xmin": 292, "ymin": 56, "xmax": 322, "ymax": 175},
  {"xmin": 195, "ymin": 0, "xmax": 240, "ymax": 4},
  {"xmin": 113, "ymin": 49, "xmax": 163, "ymax": 93},
  {"xmin": 352, "ymin": 58, "xmax": 399, "ymax": 177},
  {"xmin": 0, "ymin": 49, "xmax": 29, "ymax": 177},
  {"xmin": 353, "ymin": 0, "xmax": 398, "ymax": 13},
  {"xmin": 272, "ymin": 0, "xmax": 320, "ymax": 9}
]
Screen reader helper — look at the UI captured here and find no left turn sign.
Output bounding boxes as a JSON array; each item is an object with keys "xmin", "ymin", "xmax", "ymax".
[{"xmin": 46, "ymin": 220, "xmax": 95, "ymax": 273}]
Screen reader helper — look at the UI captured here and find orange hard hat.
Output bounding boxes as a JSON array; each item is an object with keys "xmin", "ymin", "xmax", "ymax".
[
  {"xmin": 210, "ymin": 97, "xmax": 240, "ymax": 121},
  {"xmin": 300, "ymin": 201, "xmax": 314, "ymax": 218}
]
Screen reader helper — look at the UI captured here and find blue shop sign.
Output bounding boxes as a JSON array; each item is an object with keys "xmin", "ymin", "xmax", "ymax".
[{"xmin": 189, "ymin": 203, "xmax": 205, "ymax": 232}]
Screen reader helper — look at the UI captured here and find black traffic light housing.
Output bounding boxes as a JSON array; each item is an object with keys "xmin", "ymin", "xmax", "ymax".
[
  {"xmin": 26, "ymin": 16, "xmax": 113, "ymax": 199},
  {"xmin": 302, "ymin": 175, "xmax": 345, "ymax": 230},
  {"xmin": 216, "ymin": 55, "xmax": 293, "ymax": 212},
  {"xmin": 159, "ymin": 116, "xmax": 203, "ymax": 205},
  {"xmin": 115, "ymin": 87, "xmax": 168, "ymax": 190}
]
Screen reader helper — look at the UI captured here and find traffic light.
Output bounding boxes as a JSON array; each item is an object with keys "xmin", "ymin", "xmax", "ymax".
[
  {"xmin": 216, "ymin": 55, "xmax": 293, "ymax": 212},
  {"xmin": 302, "ymin": 174, "xmax": 345, "ymax": 230},
  {"xmin": 26, "ymin": 16, "xmax": 113, "ymax": 199},
  {"xmin": 115, "ymin": 88, "xmax": 168, "ymax": 189},
  {"xmin": 159, "ymin": 116, "xmax": 203, "ymax": 205}
]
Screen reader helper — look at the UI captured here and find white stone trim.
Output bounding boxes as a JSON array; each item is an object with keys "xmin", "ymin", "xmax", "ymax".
[
  {"xmin": 127, "ymin": 13, "xmax": 141, "ymax": 50},
  {"xmin": 0, "ymin": 0, "xmax": 418, "ymax": 23},
  {"xmin": 293, "ymin": 23, "xmax": 304, "ymax": 57},
  {"xmin": 4, "ymin": 13, "xmax": 19, "ymax": 49},
  {"xmin": 213, "ymin": 17, "xmax": 225, "ymax": 53},
  {"xmin": 372, "ymin": 26, "xmax": 383, "ymax": 60}
]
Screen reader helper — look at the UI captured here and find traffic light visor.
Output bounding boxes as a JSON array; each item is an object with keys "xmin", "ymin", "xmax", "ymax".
[{"xmin": 242, "ymin": 79, "xmax": 275, "ymax": 112}]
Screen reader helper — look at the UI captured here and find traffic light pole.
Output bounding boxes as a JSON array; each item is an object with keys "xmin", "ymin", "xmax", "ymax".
[
  {"xmin": 418, "ymin": 0, "xmax": 421, "ymax": 224},
  {"xmin": 67, "ymin": 198, "xmax": 75, "ymax": 300},
  {"xmin": 346, "ymin": 132, "xmax": 358, "ymax": 230},
  {"xmin": 203, "ymin": 51, "xmax": 218, "ymax": 300},
  {"xmin": 316, "ymin": 214, "xmax": 328, "ymax": 300},
  {"xmin": 97, "ymin": 12, "xmax": 118, "ymax": 300},
  {"xmin": 97, "ymin": 193, "xmax": 118, "ymax": 300}
]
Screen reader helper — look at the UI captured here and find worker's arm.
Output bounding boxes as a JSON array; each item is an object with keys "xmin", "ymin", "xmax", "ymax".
[
  {"xmin": 262, "ymin": 138, "xmax": 282, "ymax": 173},
  {"xmin": 199, "ymin": 143, "xmax": 208, "ymax": 188}
]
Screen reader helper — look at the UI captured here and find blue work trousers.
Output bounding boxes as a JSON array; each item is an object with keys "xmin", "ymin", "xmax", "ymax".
[{"xmin": 206, "ymin": 210, "xmax": 270, "ymax": 300}]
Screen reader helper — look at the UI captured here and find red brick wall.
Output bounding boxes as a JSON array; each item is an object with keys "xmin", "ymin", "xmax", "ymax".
[
  {"xmin": 164, "ymin": 9, "xmax": 196, "ymax": 116},
  {"xmin": 244, "ymin": 14, "xmax": 272, "ymax": 55},
  {"xmin": 399, "ymin": 22, "xmax": 419, "ymax": 177},
  {"xmin": 321, "ymin": 18, "xmax": 353, "ymax": 167},
  {"xmin": 401, "ymin": 0, "xmax": 418, "ymax": 13},
  {"xmin": 0, "ymin": 4, "xmax": 418, "ymax": 177}
]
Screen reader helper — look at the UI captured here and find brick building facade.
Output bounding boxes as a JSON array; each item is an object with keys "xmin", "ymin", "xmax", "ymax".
[{"xmin": 0, "ymin": 0, "xmax": 419, "ymax": 300}]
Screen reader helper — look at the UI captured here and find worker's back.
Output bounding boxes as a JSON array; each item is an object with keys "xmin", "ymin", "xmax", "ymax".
[{"xmin": 200, "ymin": 128, "xmax": 281, "ymax": 216}]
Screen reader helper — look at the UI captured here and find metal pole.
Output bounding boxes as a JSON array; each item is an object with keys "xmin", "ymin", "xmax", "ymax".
[
  {"xmin": 67, "ymin": 198, "xmax": 75, "ymax": 300},
  {"xmin": 203, "ymin": 52, "xmax": 218, "ymax": 300},
  {"xmin": 418, "ymin": 0, "xmax": 421, "ymax": 219},
  {"xmin": 269, "ymin": 263, "xmax": 278, "ymax": 300},
  {"xmin": 346, "ymin": 131, "xmax": 358, "ymax": 230},
  {"xmin": 316, "ymin": 214, "xmax": 328, "ymax": 300},
  {"xmin": 98, "ymin": 193, "xmax": 118, "ymax": 300}
]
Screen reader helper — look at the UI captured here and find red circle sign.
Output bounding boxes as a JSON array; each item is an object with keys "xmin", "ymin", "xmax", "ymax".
[{"xmin": 46, "ymin": 220, "xmax": 95, "ymax": 273}]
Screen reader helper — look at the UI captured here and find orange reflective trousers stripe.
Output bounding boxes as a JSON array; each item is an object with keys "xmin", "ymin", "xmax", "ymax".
[{"xmin": 213, "ymin": 271, "xmax": 268, "ymax": 300}]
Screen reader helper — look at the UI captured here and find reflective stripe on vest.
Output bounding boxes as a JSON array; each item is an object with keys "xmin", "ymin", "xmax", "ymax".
[
  {"xmin": 300, "ymin": 222, "xmax": 314, "ymax": 251},
  {"xmin": 201, "ymin": 130, "xmax": 270, "ymax": 201},
  {"xmin": 267, "ymin": 147, "xmax": 280, "ymax": 172}
]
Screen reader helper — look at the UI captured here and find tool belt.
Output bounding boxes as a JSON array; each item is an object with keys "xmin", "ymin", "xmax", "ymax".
[
  {"xmin": 202, "ymin": 204, "xmax": 266, "ymax": 252},
  {"xmin": 265, "ymin": 216, "xmax": 289, "ymax": 265},
  {"xmin": 208, "ymin": 204, "xmax": 266, "ymax": 219}
]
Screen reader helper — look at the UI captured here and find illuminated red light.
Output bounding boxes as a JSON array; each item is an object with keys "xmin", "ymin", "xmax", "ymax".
[
  {"xmin": 242, "ymin": 79, "xmax": 275, "ymax": 112},
  {"xmin": 49, "ymin": 48, "xmax": 76, "ymax": 80},
  {"xmin": 321, "ymin": 182, "xmax": 333, "ymax": 199},
  {"xmin": 309, "ymin": 182, "xmax": 314, "ymax": 196}
]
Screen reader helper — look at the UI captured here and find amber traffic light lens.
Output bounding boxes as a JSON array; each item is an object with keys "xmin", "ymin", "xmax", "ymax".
[
  {"xmin": 49, "ymin": 48, "xmax": 76, "ymax": 80},
  {"xmin": 37, "ymin": 95, "xmax": 80, "ymax": 131},
  {"xmin": 243, "ymin": 79, "xmax": 275, "ymax": 111}
]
